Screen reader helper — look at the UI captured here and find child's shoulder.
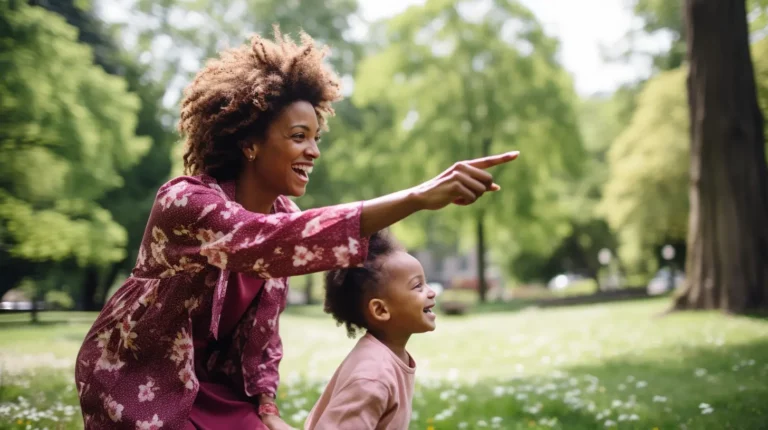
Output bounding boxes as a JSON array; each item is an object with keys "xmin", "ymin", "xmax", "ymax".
[{"xmin": 340, "ymin": 334, "xmax": 410, "ymax": 380}]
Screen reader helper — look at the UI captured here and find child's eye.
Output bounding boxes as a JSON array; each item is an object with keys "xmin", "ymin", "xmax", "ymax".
[{"xmin": 413, "ymin": 283, "xmax": 424, "ymax": 290}]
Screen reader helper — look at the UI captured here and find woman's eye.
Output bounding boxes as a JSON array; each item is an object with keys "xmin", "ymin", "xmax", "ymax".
[{"xmin": 293, "ymin": 133, "xmax": 305, "ymax": 140}]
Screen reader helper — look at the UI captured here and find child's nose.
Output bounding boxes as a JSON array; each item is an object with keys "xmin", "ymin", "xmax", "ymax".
[{"xmin": 426, "ymin": 287, "xmax": 436, "ymax": 298}]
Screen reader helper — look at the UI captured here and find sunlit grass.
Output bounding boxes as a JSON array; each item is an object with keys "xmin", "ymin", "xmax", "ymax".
[{"xmin": 1, "ymin": 299, "xmax": 767, "ymax": 429}]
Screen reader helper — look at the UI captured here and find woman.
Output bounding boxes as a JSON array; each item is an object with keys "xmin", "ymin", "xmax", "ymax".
[{"xmin": 74, "ymin": 29, "xmax": 518, "ymax": 430}]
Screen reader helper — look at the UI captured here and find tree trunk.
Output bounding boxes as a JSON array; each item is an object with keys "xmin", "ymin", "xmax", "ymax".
[
  {"xmin": 476, "ymin": 136, "xmax": 492, "ymax": 303},
  {"xmin": 30, "ymin": 291, "xmax": 39, "ymax": 324},
  {"xmin": 674, "ymin": 0, "xmax": 768, "ymax": 312},
  {"xmin": 476, "ymin": 213, "xmax": 487, "ymax": 303},
  {"xmin": 96, "ymin": 260, "xmax": 124, "ymax": 308},
  {"xmin": 81, "ymin": 267, "xmax": 100, "ymax": 311},
  {"xmin": 304, "ymin": 275, "xmax": 314, "ymax": 305}
]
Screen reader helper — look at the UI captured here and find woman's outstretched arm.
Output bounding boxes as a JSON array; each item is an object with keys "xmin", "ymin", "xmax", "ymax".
[
  {"xmin": 359, "ymin": 151, "xmax": 519, "ymax": 236},
  {"xmin": 137, "ymin": 151, "xmax": 518, "ymax": 279}
]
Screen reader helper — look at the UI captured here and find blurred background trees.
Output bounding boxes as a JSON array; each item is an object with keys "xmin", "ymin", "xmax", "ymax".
[{"xmin": 1, "ymin": 0, "xmax": 766, "ymax": 314}]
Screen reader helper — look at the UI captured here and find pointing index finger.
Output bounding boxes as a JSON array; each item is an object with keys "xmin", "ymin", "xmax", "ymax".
[{"xmin": 466, "ymin": 151, "xmax": 520, "ymax": 169}]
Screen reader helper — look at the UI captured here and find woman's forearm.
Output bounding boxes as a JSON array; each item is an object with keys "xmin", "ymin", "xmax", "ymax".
[{"xmin": 359, "ymin": 188, "xmax": 423, "ymax": 237}]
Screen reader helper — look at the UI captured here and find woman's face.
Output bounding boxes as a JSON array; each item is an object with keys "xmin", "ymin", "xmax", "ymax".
[{"xmin": 246, "ymin": 100, "xmax": 321, "ymax": 197}]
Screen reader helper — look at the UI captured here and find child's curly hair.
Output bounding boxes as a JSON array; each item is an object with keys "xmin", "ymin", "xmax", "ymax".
[
  {"xmin": 324, "ymin": 230, "xmax": 404, "ymax": 338},
  {"xmin": 178, "ymin": 26, "xmax": 342, "ymax": 181}
]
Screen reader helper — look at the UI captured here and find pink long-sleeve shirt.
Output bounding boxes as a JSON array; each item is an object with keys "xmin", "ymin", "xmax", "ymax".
[
  {"xmin": 304, "ymin": 333, "xmax": 416, "ymax": 430},
  {"xmin": 75, "ymin": 174, "xmax": 369, "ymax": 429}
]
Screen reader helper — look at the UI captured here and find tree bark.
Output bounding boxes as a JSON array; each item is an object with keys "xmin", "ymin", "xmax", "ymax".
[
  {"xmin": 96, "ymin": 260, "xmax": 124, "ymax": 308},
  {"xmin": 476, "ymin": 212, "xmax": 487, "ymax": 303},
  {"xmin": 304, "ymin": 275, "xmax": 315, "ymax": 305},
  {"xmin": 674, "ymin": 0, "xmax": 768, "ymax": 312},
  {"xmin": 81, "ymin": 267, "xmax": 100, "ymax": 312},
  {"xmin": 476, "ymin": 137, "xmax": 492, "ymax": 303}
]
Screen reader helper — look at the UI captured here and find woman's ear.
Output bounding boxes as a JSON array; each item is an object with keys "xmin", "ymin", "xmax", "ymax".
[
  {"xmin": 368, "ymin": 298, "xmax": 391, "ymax": 323},
  {"xmin": 241, "ymin": 143, "xmax": 259, "ymax": 161}
]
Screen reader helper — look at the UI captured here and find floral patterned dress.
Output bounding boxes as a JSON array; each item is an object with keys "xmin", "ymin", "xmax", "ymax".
[{"xmin": 74, "ymin": 174, "xmax": 369, "ymax": 429}]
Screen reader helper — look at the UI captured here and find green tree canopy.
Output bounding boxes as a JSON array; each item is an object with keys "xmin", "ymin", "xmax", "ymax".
[
  {"xmin": 0, "ymin": 1, "xmax": 149, "ymax": 279},
  {"xmin": 350, "ymin": 0, "xmax": 584, "ymax": 288},
  {"xmin": 599, "ymin": 38, "xmax": 768, "ymax": 271}
]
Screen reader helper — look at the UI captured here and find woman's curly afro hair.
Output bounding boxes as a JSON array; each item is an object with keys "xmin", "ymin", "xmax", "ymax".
[
  {"xmin": 324, "ymin": 230, "xmax": 404, "ymax": 338},
  {"xmin": 178, "ymin": 26, "xmax": 343, "ymax": 181}
]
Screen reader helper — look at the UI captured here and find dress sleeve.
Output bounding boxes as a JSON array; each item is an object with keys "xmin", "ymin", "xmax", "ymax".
[
  {"xmin": 246, "ymin": 317, "xmax": 283, "ymax": 397},
  {"xmin": 141, "ymin": 178, "xmax": 369, "ymax": 278}
]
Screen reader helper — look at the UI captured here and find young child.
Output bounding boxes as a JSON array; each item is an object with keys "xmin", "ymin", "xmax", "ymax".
[{"xmin": 304, "ymin": 230, "xmax": 437, "ymax": 430}]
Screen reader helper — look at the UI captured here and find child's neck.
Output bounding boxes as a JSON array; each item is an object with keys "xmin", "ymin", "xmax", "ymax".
[{"xmin": 368, "ymin": 330, "xmax": 411, "ymax": 365}]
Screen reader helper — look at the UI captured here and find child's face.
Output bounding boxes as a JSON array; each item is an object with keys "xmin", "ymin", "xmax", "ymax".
[{"xmin": 376, "ymin": 251, "xmax": 437, "ymax": 335}]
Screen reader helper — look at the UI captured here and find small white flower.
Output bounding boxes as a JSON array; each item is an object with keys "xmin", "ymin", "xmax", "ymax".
[
  {"xmin": 653, "ymin": 395, "xmax": 667, "ymax": 403},
  {"xmin": 694, "ymin": 368, "xmax": 707, "ymax": 377},
  {"xmin": 604, "ymin": 419, "xmax": 616, "ymax": 427},
  {"xmin": 636, "ymin": 380, "xmax": 647, "ymax": 388}
]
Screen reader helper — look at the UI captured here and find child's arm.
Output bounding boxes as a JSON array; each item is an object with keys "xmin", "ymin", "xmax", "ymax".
[{"xmin": 310, "ymin": 379, "xmax": 390, "ymax": 429}]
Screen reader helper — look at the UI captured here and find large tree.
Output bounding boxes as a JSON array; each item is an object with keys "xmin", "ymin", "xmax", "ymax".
[
  {"xmin": 674, "ymin": 0, "xmax": 768, "ymax": 312},
  {"xmin": 352, "ymin": 0, "xmax": 584, "ymax": 301},
  {"xmin": 31, "ymin": 0, "xmax": 175, "ymax": 310},
  {"xmin": 0, "ymin": 1, "xmax": 149, "ymax": 303}
]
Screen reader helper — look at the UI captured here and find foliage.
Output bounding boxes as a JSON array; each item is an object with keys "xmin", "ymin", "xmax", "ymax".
[
  {"xmin": 105, "ymin": 0, "xmax": 364, "ymax": 177},
  {"xmin": 598, "ymin": 67, "xmax": 689, "ymax": 270},
  {"xmin": 599, "ymin": 39, "xmax": 768, "ymax": 271},
  {"xmin": 0, "ymin": 1, "xmax": 149, "ymax": 293},
  {"xmin": 626, "ymin": 0, "xmax": 768, "ymax": 72},
  {"xmin": 44, "ymin": 290, "xmax": 75, "ymax": 310},
  {"xmin": 351, "ymin": 0, "xmax": 585, "ymax": 275}
]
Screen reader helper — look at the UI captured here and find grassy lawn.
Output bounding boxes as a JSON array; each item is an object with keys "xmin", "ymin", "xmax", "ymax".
[{"xmin": 1, "ymin": 299, "xmax": 767, "ymax": 429}]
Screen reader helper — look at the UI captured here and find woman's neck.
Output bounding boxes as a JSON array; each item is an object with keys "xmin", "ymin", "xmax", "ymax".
[
  {"xmin": 235, "ymin": 170, "xmax": 277, "ymax": 214},
  {"xmin": 368, "ymin": 329, "xmax": 411, "ymax": 365}
]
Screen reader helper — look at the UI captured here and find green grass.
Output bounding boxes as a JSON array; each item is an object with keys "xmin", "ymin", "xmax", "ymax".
[{"xmin": 1, "ymin": 300, "xmax": 767, "ymax": 429}]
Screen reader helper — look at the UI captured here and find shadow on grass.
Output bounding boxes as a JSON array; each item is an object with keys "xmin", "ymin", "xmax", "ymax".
[
  {"xmin": 549, "ymin": 337, "xmax": 768, "ymax": 430},
  {"xmin": 743, "ymin": 309, "xmax": 768, "ymax": 321},
  {"xmin": 467, "ymin": 290, "xmax": 666, "ymax": 315}
]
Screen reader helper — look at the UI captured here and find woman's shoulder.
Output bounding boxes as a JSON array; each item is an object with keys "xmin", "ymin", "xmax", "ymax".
[
  {"xmin": 155, "ymin": 174, "xmax": 230, "ymax": 200},
  {"xmin": 157, "ymin": 174, "xmax": 215, "ymax": 192}
]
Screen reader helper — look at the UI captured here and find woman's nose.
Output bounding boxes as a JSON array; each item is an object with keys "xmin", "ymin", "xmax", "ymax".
[{"xmin": 306, "ymin": 139, "xmax": 320, "ymax": 159}]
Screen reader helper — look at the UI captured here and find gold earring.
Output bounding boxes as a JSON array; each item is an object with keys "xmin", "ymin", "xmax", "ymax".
[{"xmin": 248, "ymin": 154, "xmax": 255, "ymax": 161}]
